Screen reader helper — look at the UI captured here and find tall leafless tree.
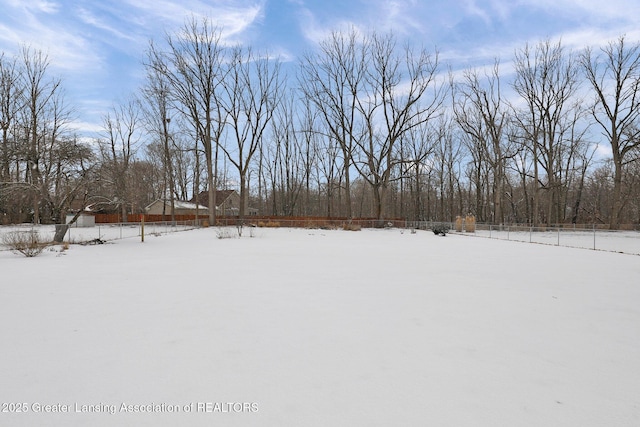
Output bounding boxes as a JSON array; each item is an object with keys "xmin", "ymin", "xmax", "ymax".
[
  {"xmin": 21, "ymin": 46, "xmax": 63, "ymax": 224},
  {"xmin": 298, "ymin": 29, "xmax": 367, "ymax": 219},
  {"xmin": 141, "ymin": 60, "xmax": 176, "ymax": 221},
  {"xmin": 454, "ymin": 61, "xmax": 516, "ymax": 225},
  {"xmin": 512, "ymin": 39, "xmax": 582, "ymax": 225},
  {"xmin": 220, "ymin": 46, "xmax": 282, "ymax": 221},
  {"xmin": 99, "ymin": 99, "xmax": 143, "ymax": 221},
  {"xmin": 264, "ymin": 89, "xmax": 309, "ymax": 215},
  {"xmin": 147, "ymin": 16, "xmax": 227, "ymax": 225},
  {"xmin": 398, "ymin": 119, "xmax": 437, "ymax": 221},
  {"xmin": 581, "ymin": 36, "xmax": 640, "ymax": 229},
  {"xmin": 0, "ymin": 53, "xmax": 22, "ymax": 184},
  {"xmin": 354, "ymin": 32, "xmax": 444, "ymax": 222}
]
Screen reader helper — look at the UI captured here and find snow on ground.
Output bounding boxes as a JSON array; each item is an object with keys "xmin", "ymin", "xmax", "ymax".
[{"xmin": 1, "ymin": 227, "xmax": 639, "ymax": 426}]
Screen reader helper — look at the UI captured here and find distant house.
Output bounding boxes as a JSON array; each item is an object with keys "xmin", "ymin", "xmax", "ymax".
[
  {"xmin": 145, "ymin": 200, "xmax": 209, "ymax": 216},
  {"xmin": 189, "ymin": 190, "xmax": 257, "ymax": 216}
]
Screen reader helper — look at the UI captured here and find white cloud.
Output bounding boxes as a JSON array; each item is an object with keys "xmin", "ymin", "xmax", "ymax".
[
  {"xmin": 76, "ymin": 7, "xmax": 138, "ymax": 43},
  {"xmin": 216, "ymin": 4, "xmax": 265, "ymax": 40},
  {"xmin": 4, "ymin": 0, "xmax": 59, "ymax": 13},
  {"xmin": 462, "ymin": 0, "xmax": 492, "ymax": 25},
  {"xmin": 0, "ymin": 5, "xmax": 103, "ymax": 73},
  {"xmin": 0, "ymin": 23, "xmax": 23, "ymax": 47},
  {"xmin": 33, "ymin": 0, "xmax": 59, "ymax": 13},
  {"xmin": 120, "ymin": 0, "xmax": 265, "ymax": 41},
  {"xmin": 522, "ymin": 0, "xmax": 640, "ymax": 20},
  {"xmin": 296, "ymin": 7, "xmax": 366, "ymax": 47},
  {"xmin": 373, "ymin": 0, "xmax": 425, "ymax": 35}
]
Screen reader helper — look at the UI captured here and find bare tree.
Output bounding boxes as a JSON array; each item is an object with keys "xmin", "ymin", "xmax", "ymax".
[
  {"xmin": 1, "ymin": 47, "xmax": 92, "ymax": 228},
  {"xmin": 454, "ymin": 61, "xmax": 516, "ymax": 225},
  {"xmin": 512, "ymin": 39, "xmax": 582, "ymax": 225},
  {"xmin": 296, "ymin": 97, "xmax": 321, "ymax": 216},
  {"xmin": 99, "ymin": 99, "xmax": 143, "ymax": 221},
  {"xmin": 433, "ymin": 118, "xmax": 464, "ymax": 222},
  {"xmin": 298, "ymin": 29, "xmax": 367, "ymax": 219},
  {"xmin": 50, "ymin": 136, "xmax": 95, "ymax": 242},
  {"xmin": 141, "ymin": 60, "xmax": 176, "ymax": 221},
  {"xmin": 0, "ymin": 52, "xmax": 22, "ymax": 184},
  {"xmin": 265, "ymin": 89, "xmax": 313, "ymax": 216},
  {"xmin": 20, "ymin": 46, "xmax": 63, "ymax": 224},
  {"xmin": 581, "ymin": 36, "xmax": 640, "ymax": 229},
  {"xmin": 147, "ymin": 16, "xmax": 227, "ymax": 225},
  {"xmin": 354, "ymin": 32, "xmax": 444, "ymax": 223},
  {"xmin": 37, "ymin": 87, "xmax": 84, "ymax": 223},
  {"xmin": 399, "ymin": 119, "xmax": 437, "ymax": 221},
  {"xmin": 0, "ymin": 52, "xmax": 23, "ymax": 223},
  {"xmin": 220, "ymin": 46, "xmax": 282, "ymax": 221}
]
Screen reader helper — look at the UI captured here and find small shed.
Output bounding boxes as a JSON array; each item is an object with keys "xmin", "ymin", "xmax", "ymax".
[{"xmin": 65, "ymin": 213, "xmax": 96, "ymax": 227}]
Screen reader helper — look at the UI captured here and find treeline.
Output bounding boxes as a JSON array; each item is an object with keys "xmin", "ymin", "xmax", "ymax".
[{"xmin": 1, "ymin": 17, "xmax": 639, "ymax": 228}]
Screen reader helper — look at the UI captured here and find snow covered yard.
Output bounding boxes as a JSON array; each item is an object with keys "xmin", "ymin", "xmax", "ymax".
[{"xmin": 1, "ymin": 227, "xmax": 639, "ymax": 426}]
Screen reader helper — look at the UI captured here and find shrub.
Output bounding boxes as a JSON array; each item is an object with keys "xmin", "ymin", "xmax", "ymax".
[
  {"xmin": 2, "ymin": 230, "xmax": 49, "ymax": 257},
  {"xmin": 464, "ymin": 215, "xmax": 476, "ymax": 232},
  {"xmin": 215, "ymin": 228, "xmax": 237, "ymax": 239}
]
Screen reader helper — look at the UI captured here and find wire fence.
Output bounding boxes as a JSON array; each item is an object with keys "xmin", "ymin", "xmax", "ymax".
[
  {"xmin": 0, "ymin": 221, "xmax": 198, "ymax": 249},
  {"xmin": 449, "ymin": 223, "xmax": 640, "ymax": 256}
]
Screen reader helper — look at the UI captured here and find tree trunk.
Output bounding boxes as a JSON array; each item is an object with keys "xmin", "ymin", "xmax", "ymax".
[{"xmin": 610, "ymin": 158, "xmax": 623, "ymax": 229}]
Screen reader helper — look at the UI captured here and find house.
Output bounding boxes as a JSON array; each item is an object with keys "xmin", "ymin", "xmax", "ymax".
[
  {"xmin": 189, "ymin": 190, "xmax": 257, "ymax": 216},
  {"xmin": 145, "ymin": 199, "xmax": 209, "ymax": 216}
]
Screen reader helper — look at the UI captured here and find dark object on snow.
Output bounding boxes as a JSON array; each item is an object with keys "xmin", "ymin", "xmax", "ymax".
[
  {"xmin": 431, "ymin": 223, "xmax": 450, "ymax": 236},
  {"xmin": 80, "ymin": 238, "xmax": 106, "ymax": 245}
]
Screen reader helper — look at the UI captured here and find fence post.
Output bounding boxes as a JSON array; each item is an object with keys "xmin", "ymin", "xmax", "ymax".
[
  {"xmin": 557, "ymin": 227, "xmax": 560, "ymax": 246},
  {"xmin": 593, "ymin": 224, "xmax": 596, "ymax": 250}
]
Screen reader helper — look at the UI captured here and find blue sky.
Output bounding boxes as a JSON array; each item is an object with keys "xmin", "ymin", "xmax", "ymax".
[{"xmin": 1, "ymin": 0, "xmax": 639, "ymax": 136}]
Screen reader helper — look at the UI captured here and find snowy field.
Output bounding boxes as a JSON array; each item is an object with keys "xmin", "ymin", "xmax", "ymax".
[{"xmin": 1, "ymin": 227, "xmax": 639, "ymax": 426}]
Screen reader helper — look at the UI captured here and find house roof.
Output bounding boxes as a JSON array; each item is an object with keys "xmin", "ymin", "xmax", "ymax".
[
  {"xmin": 189, "ymin": 190, "xmax": 237, "ymax": 208},
  {"xmin": 173, "ymin": 200, "xmax": 209, "ymax": 210}
]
